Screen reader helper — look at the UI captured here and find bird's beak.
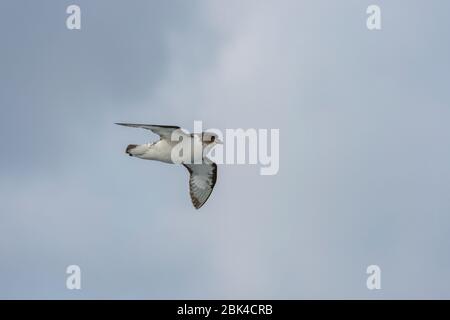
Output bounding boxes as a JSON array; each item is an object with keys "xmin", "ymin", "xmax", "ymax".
[{"xmin": 216, "ymin": 139, "xmax": 224, "ymax": 145}]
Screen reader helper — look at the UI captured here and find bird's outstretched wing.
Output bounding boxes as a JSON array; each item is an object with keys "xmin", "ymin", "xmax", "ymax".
[
  {"xmin": 183, "ymin": 160, "xmax": 217, "ymax": 209},
  {"xmin": 115, "ymin": 123, "xmax": 182, "ymax": 141}
]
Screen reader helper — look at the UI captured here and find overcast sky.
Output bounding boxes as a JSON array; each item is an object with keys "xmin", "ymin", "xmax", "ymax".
[{"xmin": 1, "ymin": 0, "xmax": 450, "ymax": 299}]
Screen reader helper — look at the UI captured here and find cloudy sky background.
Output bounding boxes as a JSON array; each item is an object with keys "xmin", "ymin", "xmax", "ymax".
[{"xmin": 1, "ymin": 0, "xmax": 450, "ymax": 299}]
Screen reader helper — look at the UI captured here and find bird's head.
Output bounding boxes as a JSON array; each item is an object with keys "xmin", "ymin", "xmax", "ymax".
[
  {"xmin": 202, "ymin": 132, "xmax": 223, "ymax": 158},
  {"xmin": 202, "ymin": 133, "xmax": 223, "ymax": 146}
]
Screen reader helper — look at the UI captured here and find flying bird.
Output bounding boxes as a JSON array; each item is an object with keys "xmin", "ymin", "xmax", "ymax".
[{"xmin": 116, "ymin": 123, "xmax": 220, "ymax": 209}]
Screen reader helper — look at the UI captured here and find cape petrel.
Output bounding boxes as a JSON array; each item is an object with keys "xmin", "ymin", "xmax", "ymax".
[{"xmin": 116, "ymin": 123, "xmax": 220, "ymax": 209}]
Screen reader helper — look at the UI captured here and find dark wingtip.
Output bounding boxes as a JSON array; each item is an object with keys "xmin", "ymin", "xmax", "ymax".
[{"xmin": 194, "ymin": 204, "xmax": 202, "ymax": 210}]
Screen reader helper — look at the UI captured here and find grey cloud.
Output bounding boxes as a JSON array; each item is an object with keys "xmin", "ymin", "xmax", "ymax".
[{"xmin": 1, "ymin": 0, "xmax": 450, "ymax": 299}]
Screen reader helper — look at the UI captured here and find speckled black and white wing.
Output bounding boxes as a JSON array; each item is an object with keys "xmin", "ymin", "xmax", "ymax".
[
  {"xmin": 115, "ymin": 123, "xmax": 184, "ymax": 140},
  {"xmin": 183, "ymin": 160, "xmax": 217, "ymax": 209}
]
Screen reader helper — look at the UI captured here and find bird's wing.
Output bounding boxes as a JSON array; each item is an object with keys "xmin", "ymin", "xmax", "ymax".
[
  {"xmin": 183, "ymin": 160, "xmax": 217, "ymax": 209},
  {"xmin": 115, "ymin": 123, "xmax": 183, "ymax": 141}
]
